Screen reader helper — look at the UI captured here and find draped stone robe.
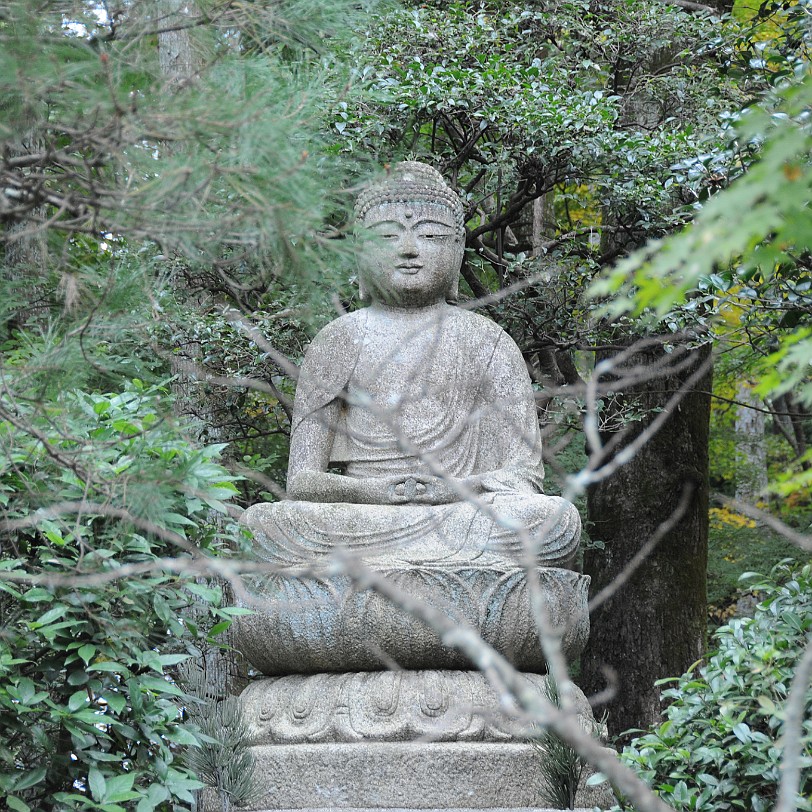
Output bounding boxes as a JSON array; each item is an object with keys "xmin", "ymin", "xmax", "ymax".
[{"xmin": 242, "ymin": 303, "xmax": 580, "ymax": 569}]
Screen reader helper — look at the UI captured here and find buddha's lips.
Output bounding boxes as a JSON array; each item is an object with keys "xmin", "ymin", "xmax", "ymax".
[{"xmin": 396, "ymin": 264, "xmax": 423, "ymax": 273}]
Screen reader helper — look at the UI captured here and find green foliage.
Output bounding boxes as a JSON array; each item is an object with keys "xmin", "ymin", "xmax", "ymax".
[
  {"xmin": 152, "ymin": 274, "xmax": 355, "ymax": 467},
  {"xmin": 594, "ymin": 68, "xmax": 812, "ymax": 401},
  {"xmin": 0, "ymin": 1, "xmax": 382, "ymax": 801},
  {"xmin": 0, "ymin": 382, "xmax": 246, "ymax": 811},
  {"xmin": 533, "ymin": 677, "xmax": 588, "ymax": 809},
  {"xmin": 0, "ymin": 0, "xmax": 382, "ymax": 496},
  {"xmin": 706, "ymin": 515, "xmax": 809, "ymax": 617},
  {"xmin": 341, "ymin": 0, "xmax": 741, "ymax": 253},
  {"xmin": 181, "ymin": 660, "xmax": 262, "ymax": 809},
  {"xmin": 0, "ymin": 0, "xmax": 368, "ymax": 321},
  {"xmin": 617, "ymin": 562, "xmax": 812, "ymax": 812}
]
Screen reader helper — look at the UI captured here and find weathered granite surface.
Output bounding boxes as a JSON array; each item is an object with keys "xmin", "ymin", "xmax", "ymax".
[
  {"xmin": 233, "ymin": 163, "xmax": 604, "ymax": 810},
  {"xmin": 242, "ymin": 741, "xmax": 615, "ymax": 809},
  {"xmin": 237, "ymin": 565, "xmax": 589, "ymax": 674},
  {"xmin": 240, "ymin": 162, "xmax": 582, "ymax": 578},
  {"xmin": 239, "ymin": 671, "xmax": 595, "ymax": 745},
  {"xmin": 246, "ymin": 742, "xmax": 577, "ymax": 809}
]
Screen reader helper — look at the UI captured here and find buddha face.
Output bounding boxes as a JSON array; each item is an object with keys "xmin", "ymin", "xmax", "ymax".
[{"xmin": 358, "ymin": 201, "xmax": 464, "ymax": 308}]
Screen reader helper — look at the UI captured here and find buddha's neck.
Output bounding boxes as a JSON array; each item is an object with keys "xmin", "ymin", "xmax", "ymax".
[{"xmin": 368, "ymin": 301, "xmax": 449, "ymax": 318}]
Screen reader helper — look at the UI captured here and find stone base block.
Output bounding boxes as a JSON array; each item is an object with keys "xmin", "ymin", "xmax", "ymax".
[
  {"xmin": 233, "ymin": 671, "xmax": 615, "ymax": 810},
  {"xmin": 245, "ymin": 742, "xmax": 570, "ymax": 809}
]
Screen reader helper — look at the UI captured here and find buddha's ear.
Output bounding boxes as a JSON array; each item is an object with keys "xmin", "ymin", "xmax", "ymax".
[
  {"xmin": 445, "ymin": 273, "xmax": 459, "ymax": 305},
  {"xmin": 353, "ymin": 227, "xmax": 372, "ymax": 303},
  {"xmin": 445, "ymin": 232, "xmax": 464, "ymax": 304}
]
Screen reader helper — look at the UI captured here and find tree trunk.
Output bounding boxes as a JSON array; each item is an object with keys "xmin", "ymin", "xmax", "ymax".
[
  {"xmin": 3, "ymin": 117, "xmax": 48, "ymax": 332},
  {"xmin": 582, "ymin": 341, "xmax": 711, "ymax": 739},
  {"xmin": 734, "ymin": 381, "xmax": 767, "ymax": 502},
  {"xmin": 157, "ymin": 0, "xmax": 201, "ymax": 89},
  {"xmin": 155, "ymin": 0, "xmax": 247, "ymax": 708},
  {"xmin": 532, "ymin": 192, "xmax": 556, "ymax": 257}
]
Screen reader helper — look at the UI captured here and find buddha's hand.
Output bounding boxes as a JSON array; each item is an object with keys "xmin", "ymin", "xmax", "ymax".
[{"xmin": 385, "ymin": 474, "xmax": 485, "ymax": 505}]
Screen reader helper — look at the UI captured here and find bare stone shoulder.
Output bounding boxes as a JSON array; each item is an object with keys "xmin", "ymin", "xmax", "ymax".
[
  {"xmin": 306, "ymin": 308, "xmax": 368, "ymax": 349},
  {"xmin": 290, "ymin": 310, "xmax": 368, "ymax": 433}
]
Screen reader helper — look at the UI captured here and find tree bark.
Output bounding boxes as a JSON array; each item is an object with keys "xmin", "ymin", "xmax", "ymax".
[
  {"xmin": 582, "ymin": 341, "xmax": 711, "ymax": 739},
  {"xmin": 3, "ymin": 117, "xmax": 48, "ymax": 332},
  {"xmin": 532, "ymin": 191, "xmax": 556, "ymax": 257},
  {"xmin": 155, "ymin": 0, "xmax": 247, "ymax": 708},
  {"xmin": 157, "ymin": 0, "xmax": 201, "ymax": 89},
  {"xmin": 734, "ymin": 380, "xmax": 767, "ymax": 502}
]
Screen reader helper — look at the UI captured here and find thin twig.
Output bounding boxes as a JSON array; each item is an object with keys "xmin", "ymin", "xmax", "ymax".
[
  {"xmin": 712, "ymin": 494, "xmax": 812, "ymax": 553},
  {"xmin": 774, "ymin": 636, "xmax": 812, "ymax": 812}
]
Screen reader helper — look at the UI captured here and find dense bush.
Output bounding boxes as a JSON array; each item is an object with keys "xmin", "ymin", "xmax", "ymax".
[
  {"xmin": 0, "ymin": 382, "xmax": 246, "ymax": 811},
  {"xmin": 617, "ymin": 561, "xmax": 812, "ymax": 812}
]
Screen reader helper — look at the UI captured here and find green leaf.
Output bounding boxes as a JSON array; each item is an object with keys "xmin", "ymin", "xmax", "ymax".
[
  {"xmin": 165, "ymin": 726, "xmax": 199, "ymax": 746},
  {"xmin": 20, "ymin": 588, "xmax": 54, "ymax": 603},
  {"xmin": 185, "ymin": 582, "xmax": 221, "ymax": 603},
  {"xmin": 78, "ymin": 644, "xmax": 96, "ymax": 665},
  {"xmin": 10, "ymin": 767, "xmax": 46, "ymax": 792},
  {"xmin": 68, "ymin": 690, "xmax": 89, "ymax": 711},
  {"xmin": 67, "ymin": 668, "xmax": 90, "ymax": 686},
  {"xmin": 137, "ymin": 675, "xmax": 183, "ymax": 697},
  {"xmin": 100, "ymin": 691, "xmax": 126, "ymax": 714},
  {"xmin": 6, "ymin": 797, "xmax": 31, "ymax": 812},
  {"xmin": 136, "ymin": 783, "xmax": 169, "ymax": 812},
  {"xmin": 220, "ymin": 606, "xmax": 252, "ymax": 616},
  {"xmin": 104, "ymin": 772, "xmax": 135, "ymax": 801},
  {"xmin": 732, "ymin": 722, "xmax": 752, "ymax": 743},
  {"xmin": 156, "ymin": 653, "xmax": 191, "ymax": 667},
  {"xmin": 88, "ymin": 766, "xmax": 106, "ymax": 802},
  {"xmin": 672, "ymin": 781, "xmax": 691, "ymax": 804},
  {"xmin": 207, "ymin": 620, "xmax": 232, "ymax": 637},
  {"xmin": 88, "ymin": 661, "xmax": 130, "ymax": 675},
  {"xmin": 30, "ymin": 606, "xmax": 66, "ymax": 628}
]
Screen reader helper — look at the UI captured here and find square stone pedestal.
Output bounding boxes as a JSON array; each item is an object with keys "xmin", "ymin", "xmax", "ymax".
[
  {"xmin": 233, "ymin": 671, "xmax": 613, "ymax": 811},
  {"xmin": 248, "ymin": 741, "xmax": 553, "ymax": 808}
]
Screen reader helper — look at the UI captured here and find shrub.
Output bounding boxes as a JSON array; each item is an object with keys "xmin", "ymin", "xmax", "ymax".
[
  {"xmin": 618, "ymin": 561, "xmax": 812, "ymax": 812},
  {"xmin": 0, "ymin": 382, "xmax": 246, "ymax": 812}
]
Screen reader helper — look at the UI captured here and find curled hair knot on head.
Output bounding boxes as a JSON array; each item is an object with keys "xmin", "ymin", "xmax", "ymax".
[{"xmin": 354, "ymin": 161, "xmax": 465, "ymax": 232}]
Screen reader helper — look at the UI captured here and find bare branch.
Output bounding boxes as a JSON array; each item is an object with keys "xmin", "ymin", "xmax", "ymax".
[
  {"xmin": 774, "ymin": 637, "xmax": 812, "ymax": 812},
  {"xmin": 341, "ymin": 553, "xmax": 674, "ymax": 812},
  {"xmin": 712, "ymin": 494, "xmax": 812, "ymax": 553},
  {"xmin": 657, "ymin": 0, "xmax": 717, "ymax": 12}
]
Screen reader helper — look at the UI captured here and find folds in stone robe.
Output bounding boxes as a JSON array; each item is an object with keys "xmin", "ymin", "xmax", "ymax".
[{"xmin": 242, "ymin": 305, "xmax": 580, "ymax": 569}]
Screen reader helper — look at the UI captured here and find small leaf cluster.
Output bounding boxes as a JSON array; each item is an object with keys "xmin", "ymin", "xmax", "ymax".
[
  {"xmin": 0, "ymin": 382, "xmax": 247, "ymax": 811},
  {"xmin": 617, "ymin": 561, "xmax": 812, "ymax": 812}
]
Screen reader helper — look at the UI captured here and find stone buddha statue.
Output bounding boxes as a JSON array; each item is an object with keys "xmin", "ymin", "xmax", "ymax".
[
  {"xmin": 238, "ymin": 161, "xmax": 588, "ymax": 675},
  {"xmin": 232, "ymin": 164, "xmax": 602, "ymax": 811}
]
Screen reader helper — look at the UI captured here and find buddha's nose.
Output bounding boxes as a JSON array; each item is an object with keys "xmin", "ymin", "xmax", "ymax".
[{"xmin": 399, "ymin": 232, "xmax": 419, "ymax": 256}]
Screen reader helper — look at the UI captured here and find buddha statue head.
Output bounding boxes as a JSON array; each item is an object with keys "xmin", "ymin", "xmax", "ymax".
[{"xmin": 354, "ymin": 162, "xmax": 465, "ymax": 308}]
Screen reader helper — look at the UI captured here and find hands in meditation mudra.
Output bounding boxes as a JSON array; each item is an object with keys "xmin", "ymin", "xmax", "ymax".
[{"xmin": 238, "ymin": 162, "xmax": 589, "ymax": 676}]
